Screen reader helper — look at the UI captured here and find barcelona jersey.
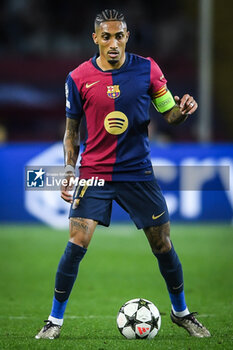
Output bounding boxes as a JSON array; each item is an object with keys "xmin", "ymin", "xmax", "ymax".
[{"xmin": 65, "ymin": 53, "xmax": 169, "ymax": 181}]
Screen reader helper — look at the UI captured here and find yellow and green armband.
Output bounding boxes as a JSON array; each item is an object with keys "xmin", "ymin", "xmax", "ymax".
[{"xmin": 152, "ymin": 89, "xmax": 175, "ymax": 113}]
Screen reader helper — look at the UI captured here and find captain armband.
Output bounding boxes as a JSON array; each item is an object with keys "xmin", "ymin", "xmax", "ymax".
[{"xmin": 152, "ymin": 87, "xmax": 176, "ymax": 114}]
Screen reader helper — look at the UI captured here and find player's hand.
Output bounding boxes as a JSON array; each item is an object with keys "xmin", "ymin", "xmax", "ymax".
[
  {"xmin": 174, "ymin": 95, "xmax": 198, "ymax": 115},
  {"xmin": 61, "ymin": 173, "xmax": 75, "ymax": 203}
]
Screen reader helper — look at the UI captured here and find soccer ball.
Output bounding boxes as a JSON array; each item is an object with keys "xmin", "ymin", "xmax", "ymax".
[{"xmin": 116, "ymin": 298, "xmax": 161, "ymax": 339}]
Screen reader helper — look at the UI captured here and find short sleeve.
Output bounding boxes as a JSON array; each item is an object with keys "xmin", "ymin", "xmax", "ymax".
[
  {"xmin": 147, "ymin": 57, "xmax": 167, "ymax": 96},
  {"xmin": 148, "ymin": 57, "xmax": 175, "ymax": 113},
  {"xmin": 65, "ymin": 73, "xmax": 83, "ymax": 119}
]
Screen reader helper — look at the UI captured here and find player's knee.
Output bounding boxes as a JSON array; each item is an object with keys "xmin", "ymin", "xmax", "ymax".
[
  {"xmin": 144, "ymin": 222, "xmax": 171, "ymax": 254},
  {"xmin": 69, "ymin": 217, "xmax": 96, "ymax": 248},
  {"xmin": 152, "ymin": 237, "xmax": 171, "ymax": 254},
  {"xmin": 69, "ymin": 235, "xmax": 89, "ymax": 249},
  {"xmin": 153, "ymin": 240, "xmax": 171, "ymax": 254}
]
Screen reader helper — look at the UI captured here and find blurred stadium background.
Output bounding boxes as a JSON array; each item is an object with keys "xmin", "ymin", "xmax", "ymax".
[
  {"xmin": 0, "ymin": 1, "xmax": 233, "ymax": 349},
  {"xmin": 0, "ymin": 0, "xmax": 232, "ymax": 226}
]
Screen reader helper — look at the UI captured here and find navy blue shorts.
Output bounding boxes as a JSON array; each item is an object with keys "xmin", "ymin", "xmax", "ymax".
[{"xmin": 69, "ymin": 180, "xmax": 169, "ymax": 229}]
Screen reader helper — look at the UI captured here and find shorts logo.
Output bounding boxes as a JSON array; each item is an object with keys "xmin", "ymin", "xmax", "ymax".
[
  {"xmin": 107, "ymin": 85, "xmax": 120, "ymax": 99},
  {"xmin": 152, "ymin": 211, "xmax": 165, "ymax": 220},
  {"xmin": 104, "ymin": 111, "xmax": 128, "ymax": 135},
  {"xmin": 26, "ymin": 168, "xmax": 45, "ymax": 188}
]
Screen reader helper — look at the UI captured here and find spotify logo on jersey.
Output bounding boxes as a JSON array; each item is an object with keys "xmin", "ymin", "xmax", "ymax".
[{"xmin": 104, "ymin": 111, "xmax": 128, "ymax": 135}]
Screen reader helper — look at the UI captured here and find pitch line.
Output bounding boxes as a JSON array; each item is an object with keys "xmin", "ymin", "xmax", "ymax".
[
  {"xmin": 0, "ymin": 315, "xmax": 116, "ymax": 320},
  {"xmin": 0, "ymin": 314, "xmax": 214, "ymax": 320}
]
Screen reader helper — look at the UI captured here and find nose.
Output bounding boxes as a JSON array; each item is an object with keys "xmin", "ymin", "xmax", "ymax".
[{"xmin": 109, "ymin": 37, "xmax": 118, "ymax": 49}]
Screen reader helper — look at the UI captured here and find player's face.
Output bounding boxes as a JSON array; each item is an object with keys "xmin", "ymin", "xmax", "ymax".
[{"xmin": 93, "ymin": 21, "xmax": 129, "ymax": 69}]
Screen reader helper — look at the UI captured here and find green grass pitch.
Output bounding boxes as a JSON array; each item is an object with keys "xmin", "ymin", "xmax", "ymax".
[{"xmin": 0, "ymin": 223, "xmax": 233, "ymax": 350}]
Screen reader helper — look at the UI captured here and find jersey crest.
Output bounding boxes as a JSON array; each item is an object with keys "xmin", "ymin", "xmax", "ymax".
[{"xmin": 107, "ymin": 85, "xmax": 120, "ymax": 99}]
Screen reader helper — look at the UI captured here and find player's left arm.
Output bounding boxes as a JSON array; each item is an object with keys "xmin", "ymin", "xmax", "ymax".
[
  {"xmin": 148, "ymin": 57, "xmax": 197, "ymax": 125},
  {"xmin": 151, "ymin": 88, "xmax": 198, "ymax": 125},
  {"xmin": 163, "ymin": 94, "xmax": 198, "ymax": 125}
]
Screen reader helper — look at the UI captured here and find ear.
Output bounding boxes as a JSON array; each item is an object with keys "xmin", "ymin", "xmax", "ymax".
[
  {"xmin": 92, "ymin": 32, "xmax": 98, "ymax": 45},
  {"xmin": 126, "ymin": 31, "xmax": 130, "ymax": 43}
]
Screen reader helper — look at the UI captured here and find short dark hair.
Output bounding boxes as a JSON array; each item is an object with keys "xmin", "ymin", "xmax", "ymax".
[{"xmin": 95, "ymin": 9, "xmax": 126, "ymax": 29}]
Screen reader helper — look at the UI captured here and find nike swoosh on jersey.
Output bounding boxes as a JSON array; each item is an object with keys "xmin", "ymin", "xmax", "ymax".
[
  {"xmin": 152, "ymin": 211, "xmax": 165, "ymax": 220},
  {"xmin": 85, "ymin": 81, "xmax": 100, "ymax": 88}
]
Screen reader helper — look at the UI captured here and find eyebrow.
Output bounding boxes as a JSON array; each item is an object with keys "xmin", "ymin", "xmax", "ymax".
[{"xmin": 101, "ymin": 31, "xmax": 124, "ymax": 35}]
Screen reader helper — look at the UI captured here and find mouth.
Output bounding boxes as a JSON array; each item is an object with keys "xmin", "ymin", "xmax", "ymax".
[{"xmin": 108, "ymin": 51, "xmax": 119, "ymax": 59}]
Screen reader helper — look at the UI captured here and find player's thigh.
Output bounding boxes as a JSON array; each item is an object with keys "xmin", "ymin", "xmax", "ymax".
[
  {"xmin": 69, "ymin": 183, "xmax": 114, "ymax": 248},
  {"xmin": 144, "ymin": 221, "xmax": 171, "ymax": 254},
  {"xmin": 69, "ymin": 217, "xmax": 98, "ymax": 248},
  {"xmin": 116, "ymin": 180, "xmax": 169, "ymax": 230}
]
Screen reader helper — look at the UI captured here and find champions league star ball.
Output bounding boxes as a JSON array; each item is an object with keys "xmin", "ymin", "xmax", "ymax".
[{"xmin": 116, "ymin": 298, "xmax": 161, "ymax": 339}]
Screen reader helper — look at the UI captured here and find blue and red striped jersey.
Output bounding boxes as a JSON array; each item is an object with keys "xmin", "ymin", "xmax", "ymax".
[{"xmin": 65, "ymin": 53, "xmax": 167, "ymax": 181}]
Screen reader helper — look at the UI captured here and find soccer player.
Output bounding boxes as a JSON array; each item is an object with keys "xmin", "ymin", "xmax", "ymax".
[{"xmin": 35, "ymin": 9, "xmax": 210, "ymax": 339}]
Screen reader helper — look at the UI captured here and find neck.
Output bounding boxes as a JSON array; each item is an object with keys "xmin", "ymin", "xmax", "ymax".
[{"xmin": 96, "ymin": 53, "xmax": 126, "ymax": 71}]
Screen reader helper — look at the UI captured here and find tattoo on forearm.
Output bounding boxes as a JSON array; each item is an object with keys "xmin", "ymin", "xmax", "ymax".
[
  {"xmin": 168, "ymin": 111, "xmax": 188, "ymax": 125},
  {"xmin": 64, "ymin": 128, "xmax": 80, "ymax": 167},
  {"xmin": 67, "ymin": 150, "xmax": 77, "ymax": 167}
]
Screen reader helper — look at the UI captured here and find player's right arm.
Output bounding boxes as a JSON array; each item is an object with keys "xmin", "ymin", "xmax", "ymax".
[
  {"xmin": 61, "ymin": 117, "xmax": 81, "ymax": 203},
  {"xmin": 61, "ymin": 72, "xmax": 83, "ymax": 203}
]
